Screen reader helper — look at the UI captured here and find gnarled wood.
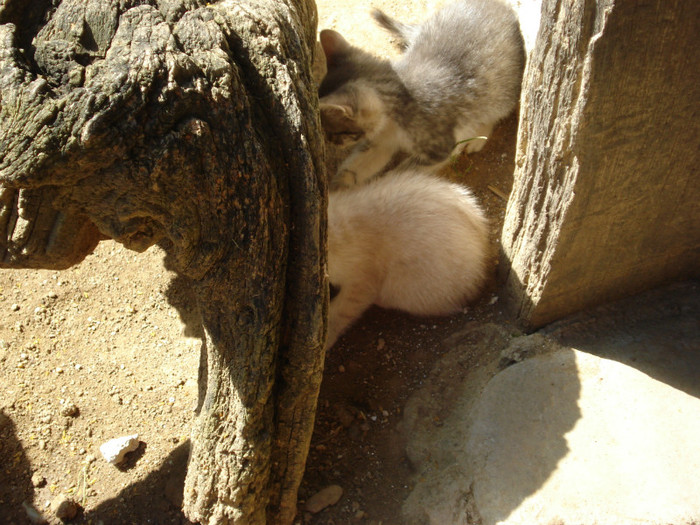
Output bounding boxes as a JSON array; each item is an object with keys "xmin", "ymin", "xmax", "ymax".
[
  {"xmin": 0, "ymin": 0, "xmax": 327, "ymax": 523},
  {"xmin": 1, "ymin": 186, "xmax": 103, "ymax": 269}
]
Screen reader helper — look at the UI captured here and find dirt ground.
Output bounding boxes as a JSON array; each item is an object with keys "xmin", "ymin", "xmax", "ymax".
[{"xmin": 0, "ymin": 1, "xmax": 522, "ymax": 524}]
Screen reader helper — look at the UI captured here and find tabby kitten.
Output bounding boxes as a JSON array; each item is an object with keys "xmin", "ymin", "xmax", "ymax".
[
  {"xmin": 326, "ymin": 170, "xmax": 489, "ymax": 350},
  {"xmin": 319, "ymin": 0, "xmax": 525, "ymax": 189}
]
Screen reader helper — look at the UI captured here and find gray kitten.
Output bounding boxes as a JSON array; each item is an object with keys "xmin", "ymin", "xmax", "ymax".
[{"xmin": 319, "ymin": 0, "xmax": 525, "ymax": 189}]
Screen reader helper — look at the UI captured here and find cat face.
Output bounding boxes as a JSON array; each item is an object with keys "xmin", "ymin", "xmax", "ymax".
[
  {"xmin": 320, "ymin": 85, "xmax": 386, "ymax": 147},
  {"xmin": 319, "ymin": 99, "xmax": 365, "ymax": 146},
  {"xmin": 318, "ymin": 30, "xmax": 388, "ymax": 146},
  {"xmin": 318, "ymin": 30, "xmax": 367, "ymax": 146}
]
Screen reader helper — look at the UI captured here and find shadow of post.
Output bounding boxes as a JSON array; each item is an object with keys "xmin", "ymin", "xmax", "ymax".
[
  {"xmin": 542, "ymin": 280, "xmax": 700, "ymax": 399},
  {"xmin": 0, "ymin": 410, "xmax": 36, "ymax": 524},
  {"xmin": 84, "ymin": 441, "xmax": 194, "ymax": 525}
]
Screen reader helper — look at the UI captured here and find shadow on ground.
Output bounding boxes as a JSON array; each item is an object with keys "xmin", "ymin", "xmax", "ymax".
[
  {"xmin": 0, "ymin": 410, "xmax": 35, "ymax": 525},
  {"xmin": 544, "ymin": 280, "xmax": 700, "ymax": 398},
  {"xmin": 84, "ymin": 441, "xmax": 193, "ymax": 525}
]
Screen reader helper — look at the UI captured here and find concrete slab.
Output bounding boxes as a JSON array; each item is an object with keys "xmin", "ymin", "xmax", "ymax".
[{"xmin": 403, "ymin": 282, "xmax": 700, "ymax": 525}]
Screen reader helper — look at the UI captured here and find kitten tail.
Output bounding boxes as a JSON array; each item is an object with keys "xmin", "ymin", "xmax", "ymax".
[{"xmin": 370, "ymin": 8, "xmax": 417, "ymax": 50}]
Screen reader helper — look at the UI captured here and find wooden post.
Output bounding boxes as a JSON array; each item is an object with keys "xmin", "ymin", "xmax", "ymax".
[{"xmin": 501, "ymin": 0, "xmax": 700, "ymax": 329}]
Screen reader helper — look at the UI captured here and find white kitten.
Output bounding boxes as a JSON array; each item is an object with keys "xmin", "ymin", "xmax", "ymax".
[{"xmin": 326, "ymin": 171, "xmax": 490, "ymax": 350}]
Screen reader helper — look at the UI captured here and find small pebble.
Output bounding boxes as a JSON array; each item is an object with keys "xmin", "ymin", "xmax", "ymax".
[
  {"xmin": 51, "ymin": 494, "xmax": 79, "ymax": 520},
  {"xmin": 22, "ymin": 501, "xmax": 47, "ymax": 524},
  {"xmin": 335, "ymin": 405, "xmax": 355, "ymax": 428},
  {"xmin": 10, "ymin": 304, "xmax": 20, "ymax": 312},
  {"xmin": 60, "ymin": 402, "xmax": 79, "ymax": 418},
  {"xmin": 377, "ymin": 338, "xmax": 386, "ymax": 351},
  {"xmin": 304, "ymin": 485, "xmax": 343, "ymax": 514},
  {"xmin": 31, "ymin": 473, "xmax": 46, "ymax": 487}
]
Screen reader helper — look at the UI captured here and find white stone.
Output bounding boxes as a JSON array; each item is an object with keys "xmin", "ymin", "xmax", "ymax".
[
  {"xmin": 100, "ymin": 434, "xmax": 139, "ymax": 465},
  {"xmin": 469, "ymin": 349, "xmax": 700, "ymax": 525},
  {"xmin": 404, "ymin": 346, "xmax": 700, "ymax": 525},
  {"xmin": 304, "ymin": 485, "xmax": 343, "ymax": 514}
]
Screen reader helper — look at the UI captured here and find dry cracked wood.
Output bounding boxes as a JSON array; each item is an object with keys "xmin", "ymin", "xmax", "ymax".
[{"xmin": 0, "ymin": 0, "xmax": 328, "ymax": 523}]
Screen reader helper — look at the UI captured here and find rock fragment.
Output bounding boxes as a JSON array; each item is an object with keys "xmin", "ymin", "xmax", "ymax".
[
  {"xmin": 50, "ymin": 494, "xmax": 79, "ymax": 520},
  {"xmin": 100, "ymin": 434, "xmax": 140, "ymax": 465},
  {"xmin": 22, "ymin": 501, "xmax": 47, "ymax": 524},
  {"xmin": 304, "ymin": 484, "xmax": 343, "ymax": 513},
  {"xmin": 60, "ymin": 402, "xmax": 79, "ymax": 417},
  {"xmin": 31, "ymin": 472, "xmax": 46, "ymax": 487}
]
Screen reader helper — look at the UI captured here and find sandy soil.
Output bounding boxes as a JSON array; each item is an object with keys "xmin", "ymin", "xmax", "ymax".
[{"xmin": 0, "ymin": 1, "xmax": 522, "ymax": 523}]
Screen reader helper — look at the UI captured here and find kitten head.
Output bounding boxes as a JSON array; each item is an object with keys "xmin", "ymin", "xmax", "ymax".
[
  {"xmin": 318, "ymin": 30, "xmax": 389, "ymax": 146},
  {"xmin": 320, "ymin": 83, "xmax": 386, "ymax": 147},
  {"xmin": 320, "ymin": 99, "xmax": 364, "ymax": 146},
  {"xmin": 318, "ymin": 29, "xmax": 391, "ymax": 94}
]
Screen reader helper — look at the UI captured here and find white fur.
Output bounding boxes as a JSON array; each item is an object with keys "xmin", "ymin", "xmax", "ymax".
[{"xmin": 326, "ymin": 170, "xmax": 490, "ymax": 350}]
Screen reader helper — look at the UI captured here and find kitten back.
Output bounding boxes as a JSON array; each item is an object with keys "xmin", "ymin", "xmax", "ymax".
[{"xmin": 329, "ymin": 171, "xmax": 490, "ymax": 311}]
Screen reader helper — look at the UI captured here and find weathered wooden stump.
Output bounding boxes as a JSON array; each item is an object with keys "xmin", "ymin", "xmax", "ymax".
[{"xmin": 0, "ymin": 1, "xmax": 327, "ymax": 523}]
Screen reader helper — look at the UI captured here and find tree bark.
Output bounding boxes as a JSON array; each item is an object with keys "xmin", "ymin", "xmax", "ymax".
[
  {"xmin": 1, "ymin": 186, "xmax": 104, "ymax": 269},
  {"xmin": 501, "ymin": 0, "xmax": 700, "ymax": 329},
  {"xmin": 0, "ymin": 0, "xmax": 327, "ymax": 523}
]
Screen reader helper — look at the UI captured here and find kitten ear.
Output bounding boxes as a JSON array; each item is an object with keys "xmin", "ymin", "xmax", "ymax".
[
  {"xmin": 320, "ymin": 103, "xmax": 355, "ymax": 123},
  {"xmin": 320, "ymin": 102, "xmax": 362, "ymax": 145},
  {"xmin": 320, "ymin": 100, "xmax": 369, "ymax": 146},
  {"xmin": 319, "ymin": 29, "xmax": 351, "ymax": 65}
]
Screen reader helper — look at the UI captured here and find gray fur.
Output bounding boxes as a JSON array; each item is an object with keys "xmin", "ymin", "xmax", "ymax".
[
  {"xmin": 370, "ymin": 8, "xmax": 419, "ymax": 50},
  {"xmin": 319, "ymin": 0, "xmax": 526, "ymax": 189}
]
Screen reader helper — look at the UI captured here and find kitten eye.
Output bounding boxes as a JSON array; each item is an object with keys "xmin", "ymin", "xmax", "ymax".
[{"xmin": 329, "ymin": 132, "xmax": 363, "ymax": 145}]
